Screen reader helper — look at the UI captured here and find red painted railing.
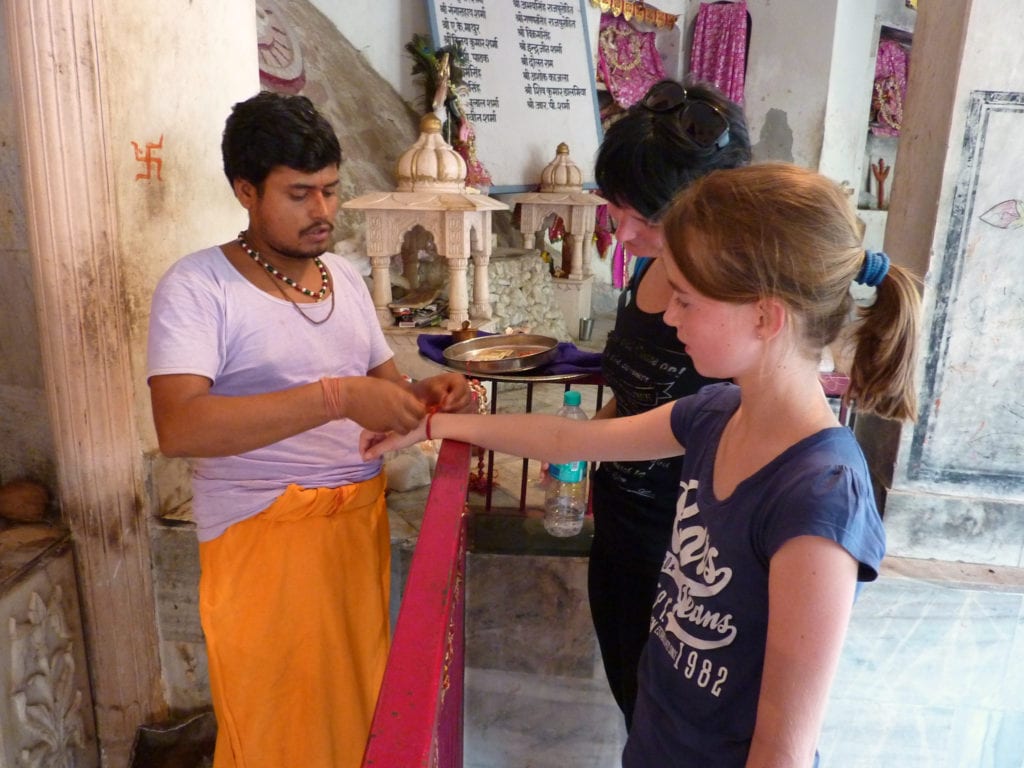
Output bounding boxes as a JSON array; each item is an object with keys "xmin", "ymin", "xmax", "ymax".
[{"xmin": 362, "ymin": 439, "xmax": 472, "ymax": 768}]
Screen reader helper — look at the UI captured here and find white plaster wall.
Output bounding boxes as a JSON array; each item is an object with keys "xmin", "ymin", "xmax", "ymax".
[
  {"xmin": 313, "ymin": 0, "xmax": 430, "ymax": 109},
  {"xmin": 929, "ymin": 0, "xmax": 1024, "ymax": 245},
  {"xmin": 56, "ymin": 0, "xmax": 259, "ymax": 717},
  {"xmin": 818, "ymin": 0, "xmax": 878, "ymax": 193},
  {"xmin": 895, "ymin": 0, "xmax": 1024, "ymax": 498},
  {"xmin": 875, "ymin": 0, "xmax": 918, "ymax": 36},
  {"xmin": 685, "ymin": 0, "xmax": 915, "ymax": 175},
  {"xmin": 729, "ymin": 0, "xmax": 838, "ymax": 166},
  {"xmin": 0, "ymin": 10, "xmax": 56, "ymax": 488},
  {"xmin": 95, "ymin": 0, "xmax": 259, "ymax": 451},
  {"xmin": 869, "ymin": 0, "xmax": 1024, "ymax": 568}
]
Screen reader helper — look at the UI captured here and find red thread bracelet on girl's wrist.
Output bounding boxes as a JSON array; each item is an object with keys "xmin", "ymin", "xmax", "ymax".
[{"xmin": 425, "ymin": 409, "xmax": 436, "ymax": 440}]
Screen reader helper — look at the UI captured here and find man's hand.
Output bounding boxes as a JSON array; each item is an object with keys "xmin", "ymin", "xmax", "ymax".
[
  {"xmin": 411, "ymin": 372, "xmax": 471, "ymax": 413},
  {"xmin": 327, "ymin": 377, "xmax": 426, "ymax": 434}
]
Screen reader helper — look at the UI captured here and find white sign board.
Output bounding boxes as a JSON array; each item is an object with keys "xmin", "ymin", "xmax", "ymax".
[{"xmin": 427, "ymin": 0, "xmax": 603, "ymax": 192}]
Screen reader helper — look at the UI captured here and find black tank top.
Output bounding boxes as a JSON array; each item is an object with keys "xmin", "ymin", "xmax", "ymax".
[{"xmin": 593, "ymin": 258, "xmax": 725, "ymax": 561}]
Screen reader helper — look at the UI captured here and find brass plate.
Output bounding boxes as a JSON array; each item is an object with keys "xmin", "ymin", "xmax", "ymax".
[{"xmin": 443, "ymin": 334, "xmax": 558, "ymax": 374}]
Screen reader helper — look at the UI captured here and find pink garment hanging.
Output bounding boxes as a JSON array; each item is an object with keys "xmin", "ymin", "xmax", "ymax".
[
  {"xmin": 597, "ymin": 14, "xmax": 667, "ymax": 109},
  {"xmin": 611, "ymin": 241, "xmax": 633, "ymax": 290},
  {"xmin": 595, "ymin": 204, "xmax": 633, "ymax": 289},
  {"xmin": 688, "ymin": 1, "xmax": 748, "ymax": 105},
  {"xmin": 870, "ymin": 39, "xmax": 909, "ymax": 137}
]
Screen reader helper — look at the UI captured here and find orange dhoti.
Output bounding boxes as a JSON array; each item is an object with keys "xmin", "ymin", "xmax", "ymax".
[{"xmin": 198, "ymin": 475, "xmax": 390, "ymax": 768}]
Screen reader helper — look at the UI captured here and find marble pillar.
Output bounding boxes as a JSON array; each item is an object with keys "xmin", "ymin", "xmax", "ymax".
[{"xmin": 3, "ymin": 1, "xmax": 165, "ymax": 762}]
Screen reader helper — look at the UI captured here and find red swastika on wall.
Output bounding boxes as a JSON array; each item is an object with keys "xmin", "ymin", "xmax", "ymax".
[{"xmin": 132, "ymin": 135, "xmax": 164, "ymax": 181}]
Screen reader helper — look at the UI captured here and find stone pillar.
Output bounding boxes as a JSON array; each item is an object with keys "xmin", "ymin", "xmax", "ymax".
[
  {"xmin": 446, "ymin": 254, "xmax": 471, "ymax": 329},
  {"xmin": 3, "ymin": 1, "xmax": 165, "ymax": 763},
  {"xmin": 470, "ymin": 213, "xmax": 493, "ymax": 320},
  {"xmin": 365, "ymin": 213, "xmax": 395, "ymax": 326},
  {"xmin": 471, "ymin": 254, "xmax": 492, "ymax": 321},
  {"xmin": 865, "ymin": 0, "xmax": 1024, "ymax": 567},
  {"xmin": 443, "ymin": 212, "xmax": 470, "ymax": 329},
  {"xmin": 565, "ymin": 232, "xmax": 584, "ymax": 280},
  {"xmin": 566, "ymin": 206, "xmax": 594, "ymax": 280}
]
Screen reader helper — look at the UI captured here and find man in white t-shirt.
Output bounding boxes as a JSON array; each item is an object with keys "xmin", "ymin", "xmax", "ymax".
[{"xmin": 147, "ymin": 91, "xmax": 469, "ymax": 768}]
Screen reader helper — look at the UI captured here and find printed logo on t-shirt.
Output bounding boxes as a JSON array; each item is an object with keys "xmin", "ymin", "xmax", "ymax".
[{"xmin": 650, "ymin": 478, "xmax": 734, "ymax": 697}]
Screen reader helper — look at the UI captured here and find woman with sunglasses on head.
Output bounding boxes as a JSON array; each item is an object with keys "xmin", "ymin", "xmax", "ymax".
[
  {"xmin": 362, "ymin": 163, "xmax": 921, "ymax": 766},
  {"xmin": 589, "ymin": 78, "xmax": 752, "ymax": 730}
]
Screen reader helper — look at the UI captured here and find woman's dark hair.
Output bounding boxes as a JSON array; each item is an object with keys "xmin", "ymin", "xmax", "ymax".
[
  {"xmin": 594, "ymin": 79, "xmax": 751, "ymax": 220},
  {"xmin": 221, "ymin": 91, "xmax": 342, "ymax": 188}
]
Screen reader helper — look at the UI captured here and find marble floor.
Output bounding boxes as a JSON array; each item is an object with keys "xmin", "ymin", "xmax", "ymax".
[
  {"xmin": 459, "ymin": 553, "xmax": 1024, "ymax": 768},
  {"xmin": 387, "ymin": 315, "xmax": 1024, "ymax": 768}
]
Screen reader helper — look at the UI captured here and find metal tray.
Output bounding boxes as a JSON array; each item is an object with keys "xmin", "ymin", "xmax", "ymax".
[{"xmin": 443, "ymin": 333, "xmax": 558, "ymax": 374}]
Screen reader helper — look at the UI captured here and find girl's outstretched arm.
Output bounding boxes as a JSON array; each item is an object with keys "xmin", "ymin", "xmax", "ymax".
[
  {"xmin": 360, "ymin": 400, "xmax": 683, "ymax": 464},
  {"xmin": 746, "ymin": 536, "xmax": 858, "ymax": 767}
]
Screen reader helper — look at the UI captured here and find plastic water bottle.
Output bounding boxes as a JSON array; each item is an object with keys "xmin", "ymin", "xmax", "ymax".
[{"xmin": 543, "ymin": 390, "xmax": 588, "ymax": 537}]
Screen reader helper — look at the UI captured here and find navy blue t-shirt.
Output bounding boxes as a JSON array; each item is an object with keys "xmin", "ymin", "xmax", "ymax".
[{"xmin": 623, "ymin": 383, "xmax": 885, "ymax": 767}]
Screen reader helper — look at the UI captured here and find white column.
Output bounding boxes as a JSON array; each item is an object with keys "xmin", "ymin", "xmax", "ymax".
[
  {"xmin": 470, "ymin": 213, "xmax": 493, "ymax": 319},
  {"xmin": 4, "ymin": 0, "xmax": 165, "ymax": 762},
  {"xmin": 517, "ymin": 204, "xmax": 540, "ymax": 250},
  {"xmin": 446, "ymin": 255, "xmax": 471, "ymax": 329},
  {"xmin": 364, "ymin": 213, "xmax": 395, "ymax": 326},
  {"xmin": 581, "ymin": 227, "xmax": 595, "ymax": 279},
  {"xmin": 443, "ymin": 213, "xmax": 470, "ymax": 329},
  {"xmin": 567, "ymin": 231, "xmax": 584, "ymax": 280},
  {"xmin": 471, "ymin": 252, "xmax": 492, "ymax": 319}
]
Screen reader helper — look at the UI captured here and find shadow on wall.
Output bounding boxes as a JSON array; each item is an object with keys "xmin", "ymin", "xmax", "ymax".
[
  {"xmin": 753, "ymin": 108, "xmax": 795, "ymax": 162},
  {"xmin": 128, "ymin": 710, "xmax": 215, "ymax": 768}
]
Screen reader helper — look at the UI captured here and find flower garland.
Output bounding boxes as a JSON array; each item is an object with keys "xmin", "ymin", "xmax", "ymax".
[{"xmin": 589, "ymin": 0, "xmax": 678, "ymax": 29}]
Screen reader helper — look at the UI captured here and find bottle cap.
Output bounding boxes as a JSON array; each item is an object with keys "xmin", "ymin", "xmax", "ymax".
[{"xmin": 563, "ymin": 390, "xmax": 582, "ymax": 407}]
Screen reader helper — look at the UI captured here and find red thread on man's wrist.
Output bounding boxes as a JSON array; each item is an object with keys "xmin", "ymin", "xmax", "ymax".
[{"xmin": 320, "ymin": 378, "xmax": 345, "ymax": 420}]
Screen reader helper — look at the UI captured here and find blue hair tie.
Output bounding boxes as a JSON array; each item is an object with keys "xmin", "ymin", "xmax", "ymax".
[{"xmin": 857, "ymin": 250, "xmax": 890, "ymax": 287}]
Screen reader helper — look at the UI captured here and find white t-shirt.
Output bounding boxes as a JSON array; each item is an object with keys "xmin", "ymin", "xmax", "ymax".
[{"xmin": 147, "ymin": 246, "xmax": 395, "ymax": 541}]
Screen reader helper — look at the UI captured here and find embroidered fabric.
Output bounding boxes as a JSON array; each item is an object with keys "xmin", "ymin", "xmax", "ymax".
[
  {"xmin": 597, "ymin": 14, "xmax": 667, "ymax": 109},
  {"xmin": 871, "ymin": 39, "xmax": 909, "ymax": 137},
  {"xmin": 688, "ymin": 0, "xmax": 749, "ymax": 105}
]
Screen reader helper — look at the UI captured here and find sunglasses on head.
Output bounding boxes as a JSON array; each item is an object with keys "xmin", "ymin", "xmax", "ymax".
[{"xmin": 641, "ymin": 80, "xmax": 731, "ymax": 151}]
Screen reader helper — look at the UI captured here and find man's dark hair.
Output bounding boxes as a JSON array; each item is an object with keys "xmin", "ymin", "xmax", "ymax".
[
  {"xmin": 221, "ymin": 91, "xmax": 342, "ymax": 188},
  {"xmin": 594, "ymin": 79, "xmax": 751, "ymax": 221}
]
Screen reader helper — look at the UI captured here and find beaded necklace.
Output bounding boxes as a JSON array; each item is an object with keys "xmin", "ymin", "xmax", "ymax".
[
  {"xmin": 237, "ymin": 231, "xmax": 336, "ymax": 326},
  {"xmin": 238, "ymin": 231, "xmax": 329, "ymax": 301}
]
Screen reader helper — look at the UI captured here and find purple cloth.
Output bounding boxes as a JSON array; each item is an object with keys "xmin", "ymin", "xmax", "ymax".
[{"xmin": 416, "ymin": 332, "xmax": 603, "ymax": 376}]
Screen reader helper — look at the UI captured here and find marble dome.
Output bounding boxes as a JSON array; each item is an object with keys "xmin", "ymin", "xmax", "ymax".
[{"xmin": 395, "ymin": 114, "xmax": 467, "ymax": 192}]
